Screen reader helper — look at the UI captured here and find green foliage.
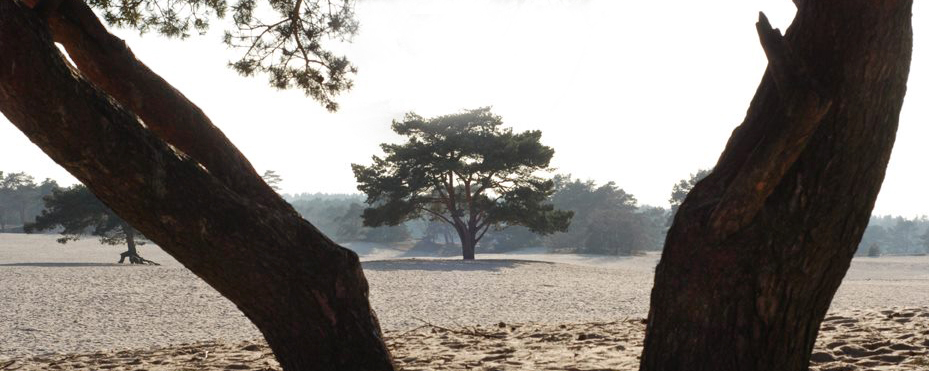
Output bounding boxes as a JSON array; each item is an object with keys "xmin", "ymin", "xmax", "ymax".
[
  {"xmin": 361, "ymin": 223, "xmax": 410, "ymax": 243},
  {"xmin": 88, "ymin": 0, "xmax": 357, "ymax": 110},
  {"xmin": 635, "ymin": 205, "xmax": 670, "ymax": 251},
  {"xmin": 288, "ymin": 195, "xmax": 411, "ymax": 243},
  {"xmin": 546, "ymin": 175, "xmax": 660, "ymax": 255},
  {"xmin": 0, "ymin": 171, "xmax": 58, "ymax": 231},
  {"xmin": 667, "ymin": 169, "xmax": 711, "ymax": 226},
  {"xmin": 262, "ymin": 170, "xmax": 283, "ymax": 191},
  {"xmin": 352, "ymin": 108, "xmax": 571, "ymax": 257},
  {"xmin": 481, "ymin": 226, "xmax": 540, "ymax": 253},
  {"xmin": 857, "ymin": 215, "xmax": 929, "ymax": 255},
  {"xmin": 25, "ymin": 185, "xmax": 142, "ymax": 247},
  {"xmin": 224, "ymin": 0, "xmax": 357, "ymax": 111},
  {"xmin": 289, "ymin": 193, "xmax": 363, "ymax": 238},
  {"xmin": 867, "ymin": 243, "xmax": 881, "ymax": 257},
  {"xmin": 89, "ymin": 0, "xmax": 225, "ymax": 38}
]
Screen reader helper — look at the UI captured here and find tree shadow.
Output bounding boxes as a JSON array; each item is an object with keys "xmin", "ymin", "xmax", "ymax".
[
  {"xmin": 362, "ymin": 259, "xmax": 554, "ymax": 272},
  {"xmin": 0, "ymin": 262, "xmax": 127, "ymax": 267}
]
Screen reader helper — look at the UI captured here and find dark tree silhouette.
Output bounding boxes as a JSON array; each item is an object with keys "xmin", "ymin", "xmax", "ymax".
[
  {"xmin": 0, "ymin": 0, "xmax": 394, "ymax": 369},
  {"xmin": 641, "ymin": 4, "xmax": 913, "ymax": 371},
  {"xmin": 26, "ymin": 185, "xmax": 158, "ymax": 265},
  {"xmin": 352, "ymin": 108, "xmax": 572, "ymax": 260}
]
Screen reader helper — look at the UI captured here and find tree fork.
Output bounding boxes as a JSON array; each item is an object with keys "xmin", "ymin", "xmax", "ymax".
[
  {"xmin": 641, "ymin": 2, "xmax": 912, "ymax": 371},
  {"xmin": 0, "ymin": 2, "xmax": 395, "ymax": 370}
]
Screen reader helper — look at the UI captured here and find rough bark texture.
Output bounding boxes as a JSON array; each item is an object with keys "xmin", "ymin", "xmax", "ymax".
[
  {"xmin": 42, "ymin": 0, "xmax": 281, "ymax": 208},
  {"xmin": 0, "ymin": 2, "xmax": 395, "ymax": 370},
  {"xmin": 641, "ymin": 2, "xmax": 912, "ymax": 371}
]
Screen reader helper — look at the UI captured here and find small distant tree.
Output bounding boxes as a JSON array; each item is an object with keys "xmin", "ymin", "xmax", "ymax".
[
  {"xmin": 858, "ymin": 225, "xmax": 889, "ymax": 255},
  {"xmin": 352, "ymin": 107, "xmax": 572, "ymax": 260},
  {"xmin": 25, "ymin": 185, "xmax": 158, "ymax": 265},
  {"xmin": 667, "ymin": 169, "xmax": 711, "ymax": 226},
  {"xmin": 867, "ymin": 243, "xmax": 882, "ymax": 257},
  {"xmin": 262, "ymin": 170, "xmax": 283, "ymax": 191}
]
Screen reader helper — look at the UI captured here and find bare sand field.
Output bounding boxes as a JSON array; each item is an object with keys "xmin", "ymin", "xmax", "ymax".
[{"xmin": 1, "ymin": 234, "xmax": 928, "ymax": 370}]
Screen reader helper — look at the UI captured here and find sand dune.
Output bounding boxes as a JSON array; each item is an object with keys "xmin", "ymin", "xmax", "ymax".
[{"xmin": 1, "ymin": 234, "xmax": 928, "ymax": 369}]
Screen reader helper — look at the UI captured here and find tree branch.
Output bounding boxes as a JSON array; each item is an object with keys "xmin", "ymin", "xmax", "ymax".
[
  {"xmin": 706, "ymin": 12, "xmax": 833, "ymax": 237},
  {"xmin": 474, "ymin": 223, "xmax": 492, "ymax": 244},
  {"xmin": 418, "ymin": 207, "xmax": 452, "ymax": 225},
  {"xmin": 44, "ymin": 0, "xmax": 288, "ymax": 210}
]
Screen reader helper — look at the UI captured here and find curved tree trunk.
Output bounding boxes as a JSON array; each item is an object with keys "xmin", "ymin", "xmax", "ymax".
[
  {"xmin": 641, "ymin": 2, "xmax": 912, "ymax": 371},
  {"xmin": 0, "ymin": 2, "xmax": 395, "ymax": 370},
  {"xmin": 38, "ymin": 0, "xmax": 280, "ymax": 208}
]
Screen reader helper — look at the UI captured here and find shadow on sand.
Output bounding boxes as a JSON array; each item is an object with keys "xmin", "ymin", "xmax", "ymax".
[
  {"xmin": 362, "ymin": 258, "xmax": 553, "ymax": 272},
  {"xmin": 0, "ymin": 262, "xmax": 127, "ymax": 267}
]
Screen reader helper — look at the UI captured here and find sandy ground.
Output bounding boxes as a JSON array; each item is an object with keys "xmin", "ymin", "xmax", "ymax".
[{"xmin": 1, "ymin": 234, "xmax": 928, "ymax": 370}]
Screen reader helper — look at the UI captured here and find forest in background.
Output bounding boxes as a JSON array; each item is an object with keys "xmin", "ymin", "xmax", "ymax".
[{"xmin": 2, "ymin": 169, "xmax": 927, "ymax": 256}]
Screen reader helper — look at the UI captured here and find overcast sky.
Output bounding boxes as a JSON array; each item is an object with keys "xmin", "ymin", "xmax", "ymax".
[{"xmin": 1, "ymin": 0, "xmax": 926, "ymax": 215}]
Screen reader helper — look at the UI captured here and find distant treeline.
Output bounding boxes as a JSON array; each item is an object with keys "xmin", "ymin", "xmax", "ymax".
[
  {"xmin": 4, "ymin": 169, "xmax": 928, "ymax": 256},
  {"xmin": 0, "ymin": 171, "xmax": 59, "ymax": 232},
  {"xmin": 858, "ymin": 215, "xmax": 929, "ymax": 256}
]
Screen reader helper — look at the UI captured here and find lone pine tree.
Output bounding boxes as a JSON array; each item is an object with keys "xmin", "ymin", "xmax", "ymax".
[{"xmin": 352, "ymin": 108, "xmax": 572, "ymax": 260}]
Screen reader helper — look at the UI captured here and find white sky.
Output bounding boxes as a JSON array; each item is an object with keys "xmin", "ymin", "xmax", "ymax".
[{"xmin": 1, "ymin": 0, "xmax": 926, "ymax": 215}]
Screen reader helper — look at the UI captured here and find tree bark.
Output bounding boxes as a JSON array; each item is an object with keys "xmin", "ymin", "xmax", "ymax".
[
  {"xmin": 461, "ymin": 235, "xmax": 476, "ymax": 260},
  {"xmin": 38, "ymin": 0, "xmax": 281, "ymax": 208},
  {"xmin": 0, "ymin": 2, "xmax": 395, "ymax": 370},
  {"xmin": 641, "ymin": 2, "xmax": 912, "ymax": 371}
]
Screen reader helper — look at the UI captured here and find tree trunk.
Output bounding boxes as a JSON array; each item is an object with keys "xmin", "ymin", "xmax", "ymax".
[
  {"xmin": 0, "ymin": 3, "xmax": 395, "ymax": 370},
  {"xmin": 117, "ymin": 227, "xmax": 138, "ymax": 264},
  {"xmin": 462, "ymin": 237, "xmax": 476, "ymax": 260},
  {"xmin": 118, "ymin": 226, "xmax": 158, "ymax": 265},
  {"xmin": 455, "ymin": 225, "xmax": 477, "ymax": 260},
  {"xmin": 641, "ymin": 2, "xmax": 912, "ymax": 371}
]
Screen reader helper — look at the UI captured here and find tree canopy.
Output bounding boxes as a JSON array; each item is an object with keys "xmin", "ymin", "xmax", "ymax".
[
  {"xmin": 62, "ymin": 0, "xmax": 358, "ymax": 111},
  {"xmin": 352, "ymin": 107, "xmax": 572, "ymax": 259}
]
